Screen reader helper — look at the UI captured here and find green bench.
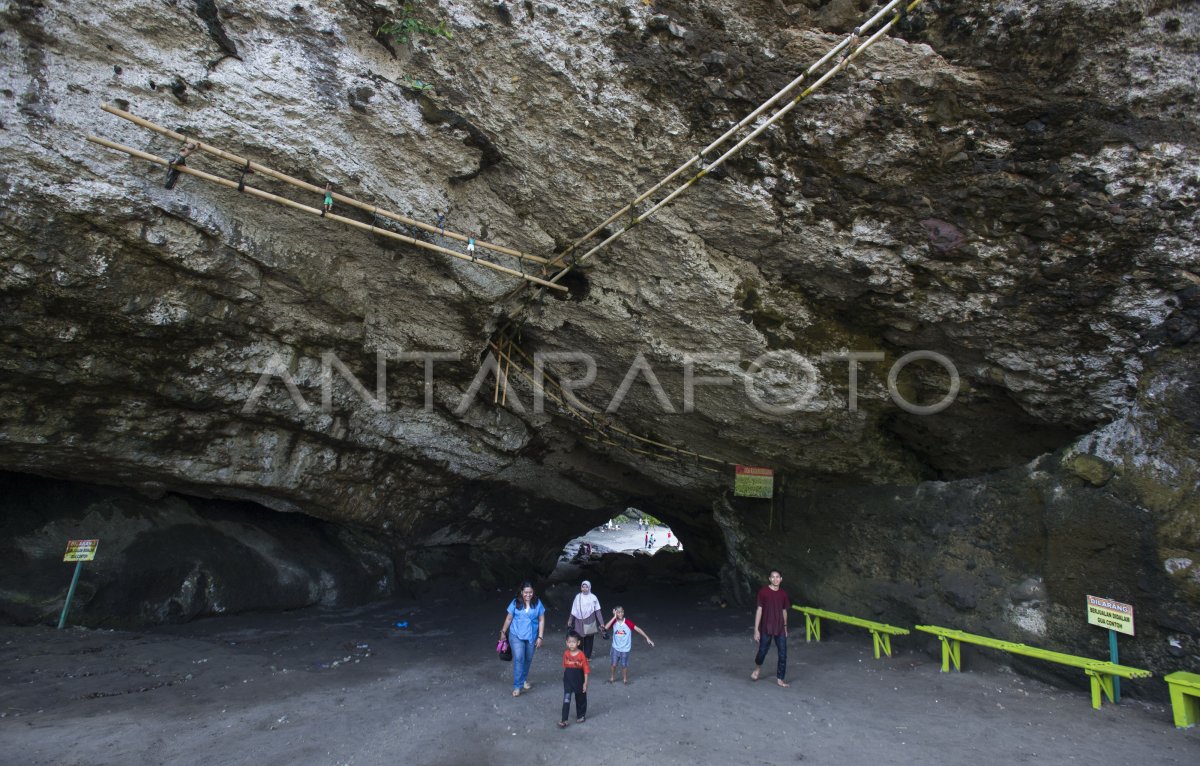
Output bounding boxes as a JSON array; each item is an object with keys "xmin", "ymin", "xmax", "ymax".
[
  {"xmin": 792, "ymin": 606, "xmax": 911, "ymax": 659},
  {"xmin": 1165, "ymin": 671, "xmax": 1200, "ymax": 728},
  {"xmin": 915, "ymin": 625, "xmax": 1152, "ymax": 709}
]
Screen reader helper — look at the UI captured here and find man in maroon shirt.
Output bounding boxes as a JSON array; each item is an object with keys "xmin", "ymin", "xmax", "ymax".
[{"xmin": 751, "ymin": 570, "xmax": 791, "ymax": 687}]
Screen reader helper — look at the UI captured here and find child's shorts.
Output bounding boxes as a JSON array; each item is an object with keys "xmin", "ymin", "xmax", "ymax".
[{"xmin": 610, "ymin": 648, "xmax": 630, "ymax": 667}]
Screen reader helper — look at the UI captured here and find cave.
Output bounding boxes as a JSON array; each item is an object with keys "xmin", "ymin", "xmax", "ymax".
[{"xmin": 2, "ymin": 0, "xmax": 1199, "ymax": 761}]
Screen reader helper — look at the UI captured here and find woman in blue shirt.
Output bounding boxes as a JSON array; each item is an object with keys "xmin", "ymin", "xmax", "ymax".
[{"xmin": 499, "ymin": 581, "xmax": 546, "ymax": 696}]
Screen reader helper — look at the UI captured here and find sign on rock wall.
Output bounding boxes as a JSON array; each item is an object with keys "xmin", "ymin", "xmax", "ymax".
[
  {"xmin": 734, "ymin": 466, "xmax": 774, "ymax": 498},
  {"xmin": 1086, "ymin": 594, "xmax": 1134, "ymax": 636},
  {"xmin": 63, "ymin": 539, "xmax": 99, "ymax": 562}
]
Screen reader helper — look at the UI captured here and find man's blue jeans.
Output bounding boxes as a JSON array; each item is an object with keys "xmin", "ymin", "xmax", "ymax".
[
  {"xmin": 755, "ymin": 632, "xmax": 787, "ymax": 680},
  {"xmin": 510, "ymin": 637, "xmax": 536, "ymax": 690}
]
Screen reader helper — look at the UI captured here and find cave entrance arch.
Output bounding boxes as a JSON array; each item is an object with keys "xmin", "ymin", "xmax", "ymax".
[
  {"xmin": 545, "ymin": 503, "xmax": 719, "ymax": 602},
  {"xmin": 557, "ymin": 508, "xmax": 683, "ymax": 568}
]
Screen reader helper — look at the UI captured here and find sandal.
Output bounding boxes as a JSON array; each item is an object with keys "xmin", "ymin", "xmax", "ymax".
[
  {"xmin": 512, "ymin": 689, "xmax": 520, "ymax": 697},
  {"xmin": 523, "ymin": 681, "xmax": 531, "ymax": 690},
  {"xmin": 557, "ymin": 721, "xmax": 568, "ymax": 728},
  {"xmin": 576, "ymin": 716, "xmax": 586, "ymax": 724},
  {"xmin": 750, "ymin": 668, "xmax": 760, "ymax": 682}
]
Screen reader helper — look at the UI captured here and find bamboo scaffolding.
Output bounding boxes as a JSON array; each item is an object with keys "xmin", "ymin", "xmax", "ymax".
[
  {"xmin": 545, "ymin": 0, "xmax": 924, "ymax": 286},
  {"xmin": 581, "ymin": 434, "xmax": 722, "ymax": 474},
  {"xmin": 487, "ymin": 339, "xmax": 592, "ymax": 426},
  {"xmin": 87, "ymin": 135, "xmax": 568, "ymax": 292},
  {"xmin": 488, "ymin": 333, "xmax": 730, "ymax": 469},
  {"xmin": 492, "ymin": 347, "xmax": 724, "ymax": 474},
  {"xmin": 99, "ymin": 103, "xmax": 552, "ymax": 267},
  {"xmin": 495, "ymin": 334, "xmax": 595, "ymax": 417}
]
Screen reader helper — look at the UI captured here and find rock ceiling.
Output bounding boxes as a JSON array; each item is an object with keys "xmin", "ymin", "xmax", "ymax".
[{"xmin": 1, "ymin": 0, "xmax": 1197, "ymax": 562}]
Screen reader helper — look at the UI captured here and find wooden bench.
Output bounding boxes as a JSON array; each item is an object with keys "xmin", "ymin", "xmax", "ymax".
[
  {"xmin": 915, "ymin": 625, "xmax": 1152, "ymax": 709},
  {"xmin": 792, "ymin": 606, "xmax": 910, "ymax": 659},
  {"xmin": 1164, "ymin": 671, "xmax": 1200, "ymax": 728}
]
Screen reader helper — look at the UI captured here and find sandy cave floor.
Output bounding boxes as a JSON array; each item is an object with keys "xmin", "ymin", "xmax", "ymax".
[{"xmin": 2, "ymin": 582, "xmax": 1197, "ymax": 766}]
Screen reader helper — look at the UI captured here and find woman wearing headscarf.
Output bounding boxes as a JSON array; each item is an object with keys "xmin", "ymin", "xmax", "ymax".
[{"xmin": 566, "ymin": 580, "xmax": 604, "ymax": 659}]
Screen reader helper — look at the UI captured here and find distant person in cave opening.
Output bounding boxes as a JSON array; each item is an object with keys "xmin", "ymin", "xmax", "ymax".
[
  {"xmin": 751, "ymin": 569, "xmax": 791, "ymax": 688},
  {"xmin": 567, "ymin": 580, "xmax": 604, "ymax": 660},
  {"xmin": 499, "ymin": 581, "xmax": 545, "ymax": 697}
]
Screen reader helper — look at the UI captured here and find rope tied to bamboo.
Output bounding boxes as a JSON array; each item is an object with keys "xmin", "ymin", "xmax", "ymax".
[
  {"xmin": 840, "ymin": 30, "xmax": 862, "ymax": 62},
  {"xmin": 237, "ymin": 159, "xmax": 251, "ymax": 192}
]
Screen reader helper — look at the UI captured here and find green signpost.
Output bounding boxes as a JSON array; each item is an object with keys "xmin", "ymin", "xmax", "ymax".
[
  {"xmin": 58, "ymin": 539, "xmax": 98, "ymax": 630},
  {"xmin": 1086, "ymin": 594, "xmax": 1134, "ymax": 703}
]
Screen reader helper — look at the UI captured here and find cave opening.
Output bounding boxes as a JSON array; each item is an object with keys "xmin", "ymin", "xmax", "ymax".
[
  {"xmin": 557, "ymin": 508, "xmax": 683, "ymax": 566},
  {"xmin": 544, "ymin": 506, "xmax": 707, "ymax": 604}
]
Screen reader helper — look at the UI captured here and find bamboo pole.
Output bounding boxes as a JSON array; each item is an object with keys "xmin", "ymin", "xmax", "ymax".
[
  {"xmin": 545, "ymin": 0, "xmax": 909, "ymax": 269},
  {"xmin": 492, "ymin": 340, "xmax": 503, "ymax": 405},
  {"xmin": 87, "ymin": 135, "xmax": 568, "ymax": 292},
  {"xmin": 99, "ymin": 103, "xmax": 551, "ymax": 266},
  {"xmin": 492, "ymin": 334, "xmax": 512, "ymax": 406},
  {"xmin": 500, "ymin": 335, "xmax": 512, "ymax": 407},
  {"xmin": 581, "ymin": 434, "xmax": 721, "ymax": 474}
]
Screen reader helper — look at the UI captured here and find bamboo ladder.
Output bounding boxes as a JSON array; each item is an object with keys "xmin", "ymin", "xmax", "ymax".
[
  {"xmin": 542, "ymin": 0, "xmax": 924, "ymax": 288},
  {"xmin": 89, "ymin": 105, "xmax": 566, "ymax": 293}
]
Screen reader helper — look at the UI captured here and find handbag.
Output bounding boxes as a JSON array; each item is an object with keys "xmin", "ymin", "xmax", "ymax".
[
  {"xmin": 583, "ymin": 620, "xmax": 598, "ymax": 637},
  {"xmin": 497, "ymin": 638, "xmax": 512, "ymax": 662}
]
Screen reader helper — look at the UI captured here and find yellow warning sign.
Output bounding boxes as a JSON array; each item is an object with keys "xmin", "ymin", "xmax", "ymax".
[
  {"xmin": 1086, "ymin": 594, "xmax": 1134, "ymax": 636},
  {"xmin": 63, "ymin": 539, "xmax": 99, "ymax": 562}
]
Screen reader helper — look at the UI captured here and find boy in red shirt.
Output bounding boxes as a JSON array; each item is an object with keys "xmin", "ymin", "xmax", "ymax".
[{"xmin": 559, "ymin": 631, "xmax": 590, "ymax": 727}]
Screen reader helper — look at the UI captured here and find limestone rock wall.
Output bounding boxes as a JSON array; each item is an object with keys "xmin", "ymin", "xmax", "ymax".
[
  {"xmin": 719, "ymin": 346, "xmax": 1200, "ymax": 684},
  {"xmin": 0, "ymin": 472, "xmax": 395, "ymax": 626}
]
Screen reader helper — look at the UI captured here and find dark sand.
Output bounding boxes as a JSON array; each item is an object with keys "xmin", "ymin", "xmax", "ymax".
[{"xmin": 3, "ymin": 583, "xmax": 1197, "ymax": 766}]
